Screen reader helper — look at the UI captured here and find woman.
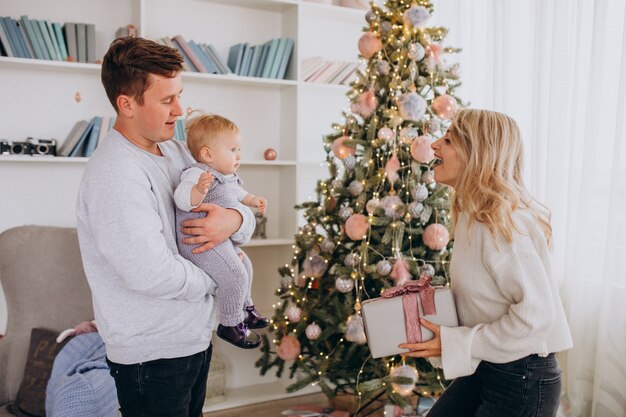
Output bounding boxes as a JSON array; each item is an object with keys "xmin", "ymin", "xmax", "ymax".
[{"xmin": 400, "ymin": 109, "xmax": 573, "ymax": 417}]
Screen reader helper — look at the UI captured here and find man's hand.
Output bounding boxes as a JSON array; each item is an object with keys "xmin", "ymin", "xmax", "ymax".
[
  {"xmin": 251, "ymin": 196, "xmax": 267, "ymax": 214},
  {"xmin": 181, "ymin": 203, "xmax": 243, "ymax": 254},
  {"xmin": 398, "ymin": 319, "xmax": 442, "ymax": 358}
]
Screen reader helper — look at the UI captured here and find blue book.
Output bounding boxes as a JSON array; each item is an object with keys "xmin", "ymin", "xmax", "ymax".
[
  {"xmin": 10, "ymin": 18, "xmax": 32, "ymax": 58},
  {"xmin": 2, "ymin": 17, "xmax": 26, "ymax": 58},
  {"xmin": 16, "ymin": 20, "xmax": 35, "ymax": 58},
  {"xmin": 227, "ymin": 43, "xmax": 246, "ymax": 74},
  {"xmin": 240, "ymin": 44, "xmax": 254, "ymax": 76},
  {"xmin": 20, "ymin": 16, "xmax": 44, "ymax": 59},
  {"xmin": 37, "ymin": 19, "xmax": 58, "ymax": 60},
  {"xmin": 0, "ymin": 18, "xmax": 15, "ymax": 57},
  {"xmin": 276, "ymin": 38, "xmax": 294, "ymax": 79},
  {"xmin": 255, "ymin": 43, "xmax": 270, "ymax": 77},
  {"xmin": 189, "ymin": 40, "xmax": 218, "ymax": 74},
  {"xmin": 247, "ymin": 44, "xmax": 263, "ymax": 77},
  {"xmin": 68, "ymin": 119, "xmax": 95, "ymax": 157},
  {"xmin": 269, "ymin": 38, "xmax": 288, "ymax": 78},
  {"xmin": 261, "ymin": 38, "xmax": 280, "ymax": 78},
  {"xmin": 52, "ymin": 22, "xmax": 68, "ymax": 60},
  {"xmin": 204, "ymin": 44, "xmax": 231, "ymax": 74},
  {"xmin": 31, "ymin": 19, "xmax": 50, "ymax": 60},
  {"xmin": 83, "ymin": 116, "xmax": 102, "ymax": 157},
  {"xmin": 45, "ymin": 21, "xmax": 62, "ymax": 61}
]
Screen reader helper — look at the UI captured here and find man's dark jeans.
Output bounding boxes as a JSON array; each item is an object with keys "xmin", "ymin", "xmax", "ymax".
[
  {"xmin": 427, "ymin": 353, "xmax": 562, "ymax": 417},
  {"xmin": 106, "ymin": 344, "xmax": 212, "ymax": 417}
]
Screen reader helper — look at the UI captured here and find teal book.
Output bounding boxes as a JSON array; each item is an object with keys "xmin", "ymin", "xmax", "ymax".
[
  {"xmin": 52, "ymin": 22, "xmax": 68, "ymax": 60},
  {"xmin": 189, "ymin": 40, "xmax": 218, "ymax": 74},
  {"xmin": 20, "ymin": 16, "xmax": 44, "ymax": 59},
  {"xmin": 68, "ymin": 119, "xmax": 95, "ymax": 157},
  {"xmin": 36, "ymin": 19, "xmax": 58, "ymax": 60},
  {"xmin": 3, "ymin": 17, "xmax": 26, "ymax": 58},
  {"xmin": 255, "ymin": 43, "xmax": 270, "ymax": 77},
  {"xmin": 9, "ymin": 17, "xmax": 31, "ymax": 58},
  {"xmin": 59, "ymin": 120, "xmax": 89, "ymax": 156},
  {"xmin": 30, "ymin": 19, "xmax": 50, "ymax": 60},
  {"xmin": 16, "ymin": 20, "xmax": 35, "ymax": 58},
  {"xmin": 227, "ymin": 43, "xmax": 245, "ymax": 74},
  {"xmin": 261, "ymin": 38, "xmax": 280, "ymax": 78},
  {"xmin": 63, "ymin": 22, "xmax": 77, "ymax": 61},
  {"xmin": 239, "ymin": 44, "xmax": 254, "ymax": 76},
  {"xmin": 45, "ymin": 21, "xmax": 62, "ymax": 61},
  {"xmin": 276, "ymin": 38, "xmax": 294, "ymax": 79},
  {"xmin": 205, "ymin": 44, "xmax": 231, "ymax": 74},
  {"xmin": 269, "ymin": 38, "xmax": 287, "ymax": 79},
  {"xmin": 247, "ymin": 44, "xmax": 262, "ymax": 77},
  {"xmin": 0, "ymin": 18, "xmax": 14, "ymax": 57},
  {"xmin": 83, "ymin": 116, "xmax": 102, "ymax": 157}
]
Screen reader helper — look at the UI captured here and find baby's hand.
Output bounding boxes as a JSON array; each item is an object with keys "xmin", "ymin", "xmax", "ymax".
[
  {"xmin": 194, "ymin": 172, "xmax": 213, "ymax": 195},
  {"xmin": 254, "ymin": 197, "xmax": 267, "ymax": 214}
]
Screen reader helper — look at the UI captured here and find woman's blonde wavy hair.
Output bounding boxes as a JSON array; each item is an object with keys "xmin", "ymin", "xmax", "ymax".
[{"xmin": 447, "ymin": 109, "xmax": 552, "ymax": 246}]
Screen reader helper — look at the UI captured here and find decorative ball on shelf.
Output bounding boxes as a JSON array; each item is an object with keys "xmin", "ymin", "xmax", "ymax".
[
  {"xmin": 320, "ymin": 238, "xmax": 336, "ymax": 253},
  {"xmin": 286, "ymin": 306, "xmax": 302, "ymax": 323},
  {"xmin": 335, "ymin": 276, "xmax": 355, "ymax": 293},
  {"xmin": 397, "ymin": 92, "xmax": 427, "ymax": 122},
  {"xmin": 263, "ymin": 148, "xmax": 277, "ymax": 160},
  {"xmin": 390, "ymin": 257, "xmax": 412, "ymax": 285},
  {"xmin": 280, "ymin": 276, "xmax": 293, "ymax": 289},
  {"xmin": 423, "ymin": 223, "xmax": 450, "ymax": 250},
  {"xmin": 390, "ymin": 364, "xmax": 419, "ymax": 396},
  {"xmin": 343, "ymin": 155, "xmax": 357, "ymax": 170},
  {"xmin": 432, "ymin": 94, "xmax": 458, "ymax": 119},
  {"xmin": 380, "ymin": 195, "xmax": 406, "ymax": 220},
  {"xmin": 412, "ymin": 183, "xmax": 429, "ymax": 202},
  {"xmin": 366, "ymin": 198, "xmax": 380, "ymax": 214},
  {"xmin": 385, "ymin": 153, "xmax": 401, "ymax": 184},
  {"xmin": 345, "ymin": 214, "xmax": 369, "ymax": 241},
  {"xmin": 348, "ymin": 180, "xmax": 364, "ymax": 196},
  {"xmin": 332, "ymin": 136, "xmax": 356, "ymax": 160},
  {"xmin": 377, "ymin": 126, "xmax": 395, "ymax": 142},
  {"xmin": 277, "ymin": 335, "xmax": 301, "ymax": 361},
  {"xmin": 399, "ymin": 127, "xmax": 419, "ymax": 144},
  {"xmin": 344, "ymin": 252, "xmax": 360, "ymax": 268},
  {"xmin": 358, "ymin": 31, "xmax": 382, "ymax": 58},
  {"xmin": 410, "ymin": 135, "xmax": 435, "ymax": 163},
  {"xmin": 380, "ymin": 21, "xmax": 393, "ymax": 36},
  {"xmin": 421, "ymin": 169, "xmax": 435, "ymax": 185},
  {"xmin": 303, "ymin": 253, "xmax": 327, "ymax": 278},
  {"xmin": 408, "ymin": 201, "xmax": 424, "ymax": 218},
  {"xmin": 403, "ymin": 5, "xmax": 431, "ymax": 28},
  {"xmin": 407, "ymin": 43, "xmax": 426, "ymax": 61},
  {"xmin": 344, "ymin": 314, "xmax": 367, "ymax": 345},
  {"xmin": 424, "ymin": 118, "xmax": 441, "ymax": 133},
  {"xmin": 305, "ymin": 322, "xmax": 322, "ymax": 340},
  {"xmin": 375, "ymin": 60, "xmax": 390, "ymax": 76},
  {"xmin": 353, "ymin": 90, "xmax": 378, "ymax": 118},
  {"xmin": 376, "ymin": 260, "xmax": 392, "ymax": 276},
  {"xmin": 339, "ymin": 206, "xmax": 354, "ymax": 221},
  {"xmin": 420, "ymin": 263, "xmax": 436, "ymax": 278}
]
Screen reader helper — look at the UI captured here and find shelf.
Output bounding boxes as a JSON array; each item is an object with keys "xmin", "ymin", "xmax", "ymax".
[
  {"xmin": 200, "ymin": 0, "xmax": 299, "ymax": 12},
  {"xmin": 0, "ymin": 155, "xmax": 89, "ymax": 163},
  {"xmin": 241, "ymin": 238, "xmax": 294, "ymax": 247},
  {"xmin": 202, "ymin": 380, "xmax": 321, "ymax": 413},
  {"xmin": 0, "ymin": 56, "xmax": 100, "ymax": 74},
  {"xmin": 183, "ymin": 71, "xmax": 298, "ymax": 89},
  {"xmin": 300, "ymin": 1, "xmax": 367, "ymax": 22},
  {"xmin": 301, "ymin": 81, "xmax": 352, "ymax": 92},
  {"xmin": 241, "ymin": 160, "xmax": 297, "ymax": 166}
]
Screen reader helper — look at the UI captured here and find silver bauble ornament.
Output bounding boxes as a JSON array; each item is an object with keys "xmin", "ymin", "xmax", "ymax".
[
  {"xmin": 305, "ymin": 322, "xmax": 322, "ymax": 340},
  {"xmin": 390, "ymin": 364, "xmax": 419, "ymax": 396},
  {"xmin": 344, "ymin": 252, "xmax": 360, "ymax": 268},
  {"xmin": 348, "ymin": 180, "xmax": 364, "ymax": 196},
  {"xmin": 343, "ymin": 155, "xmax": 357, "ymax": 170},
  {"xmin": 400, "ymin": 127, "xmax": 419, "ymax": 144},
  {"xmin": 408, "ymin": 43, "xmax": 425, "ymax": 61},
  {"xmin": 380, "ymin": 21, "xmax": 392, "ymax": 35},
  {"xmin": 425, "ymin": 118, "xmax": 441, "ymax": 133},
  {"xmin": 412, "ymin": 184, "xmax": 429, "ymax": 202},
  {"xmin": 303, "ymin": 253, "xmax": 327, "ymax": 278},
  {"xmin": 281, "ymin": 276, "xmax": 293, "ymax": 289},
  {"xmin": 448, "ymin": 63, "xmax": 461, "ymax": 79},
  {"xmin": 397, "ymin": 92, "xmax": 427, "ymax": 122},
  {"xmin": 421, "ymin": 170, "xmax": 435, "ymax": 185},
  {"xmin": 420, "ymin": 204, "xmax": 433, "ymax": 224},
  {"xmin": 366, "ymin": 198, "xmax": 380, "ymax": 214},
  {"xmin": 375, "ymin": 60, "xmax": 390, "ymax": 75},
  {"xmin": 408, "ymin": 201, "xmax": 424, "ymax": 218},
  {"xmin": 335, "ymin": 277, "xmax": 354, "ymax": 293},
  {"xmin": 331, "ymin": 179, "xmax": 343, "ymax": 189},
  {"xmin": 403, "ymin": 5, "xmax": 431, "ymax": 28},
  {"xmin": 420, "ymin": 263, "xmax": 436, "ymax": 277},
  {"xmin": 286, "ymin": 306, "xmax": 302, "ymax": 323},
  {"xmin": 365, "ymin": 10, "xmax": 377, "ymax": 23},
  {"xmin": 344, "ymin": 314, "xmax": 367, "ymax": 345},
  {"xmin": 339, "ymin": 206, "xmax": 354, "ymax": 220},
  {"xmin": 320, "ymin": 238, "xmax": 335, "ymax": 253},
  {"xmin": 380, "ymin": 195, "xmax": 406, "ymax": 220},
  {"xmin": 376, "ymin": 260, "xmax": 392, "ymax": 276}
]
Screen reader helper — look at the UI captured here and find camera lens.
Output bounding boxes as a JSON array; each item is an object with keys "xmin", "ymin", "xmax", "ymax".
[
  {"xmin": 11, "ymin": 143, "xmax": 25, "ymax": 154},
  {"xmin": 36, "ymin": 144, "xmax": 49, "ymax": 155}
]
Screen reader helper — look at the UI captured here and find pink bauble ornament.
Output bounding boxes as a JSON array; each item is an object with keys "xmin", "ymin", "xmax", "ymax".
[
  {"xmin": 432, "ymin": 94, "xmax": 458, "ymax": 119},
  {"xmin": 354, "ymin": 90, "xmax": 378, "ymax": 118},
  {"xmin": 377, "ymin": 127, "xmax": 395, "ymax": 142},
  {"xmin": 425, "ymin": 43, "xmax": 442, "ymax": 70},
  {"xmin": 332, "ymin": 136, "xmax": 356, "ymax": 160},
  {"xmin": 263, "ymin": 148, "xmax": 277, "ymax": 160},
  {"xmin": 389, "ymin": 258, "xmax": 412, "ymax": 286},
  {"xmin": 286, "ymin": 306, "xmax": 302, "ymax": 323},
  {"xmin": 305, "ymin": 323, "xmax": 322, "ymax": 340},
  {"xmin": 410, "ymin": 135, "xmax": 435, "ymax": 163},
  {"xmin": 423, "ymin": 223, "xmax": 450, "ymax": 250},
  {"xmin": 277, "ymin": 335, "xmax": 301, "ymax": 361},
  {"xmin": 345, "ymin": 214, "xmax": 369, "ymax": 241},
  {"xmin": 385, "ymin": 153, "xmax": 401, "ymax": 183},
  {"xmin": 358, "ymin": 32, "xmax": 383, "ymax": 58}
]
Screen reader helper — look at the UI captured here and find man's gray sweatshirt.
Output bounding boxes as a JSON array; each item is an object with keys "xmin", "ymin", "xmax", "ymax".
[{"xmin": 76, "ymin": 130, "xmax": 254, "ymax": 364}]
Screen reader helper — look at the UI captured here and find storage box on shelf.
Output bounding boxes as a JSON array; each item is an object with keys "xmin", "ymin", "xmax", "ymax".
[{"xmin": 0, "ymin": 0, "xmax": 366, "ymax": 410}]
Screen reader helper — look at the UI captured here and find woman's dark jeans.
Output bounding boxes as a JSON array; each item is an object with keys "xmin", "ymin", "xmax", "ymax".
[
  {"xmin": 106, "ymin": 344, "xmax": 212, "ymax": 417},
  {"xmin": 427, "ymin": 353, "xmax": 562, "ymax": 417}
]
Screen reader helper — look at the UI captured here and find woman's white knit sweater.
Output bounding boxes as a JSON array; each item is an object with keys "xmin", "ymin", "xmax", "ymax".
[{"xmin": 439, "ymin": 208, "xmax": 573, "ymax": 380}]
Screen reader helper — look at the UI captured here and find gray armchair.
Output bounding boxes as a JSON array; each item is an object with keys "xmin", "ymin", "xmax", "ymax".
[{"xmin": 0, "ymin": 226, "xmax": 93, "ymax": 415}]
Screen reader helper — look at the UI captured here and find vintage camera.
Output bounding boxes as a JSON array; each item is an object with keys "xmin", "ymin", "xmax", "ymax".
[
  {"xmin": 9, "ymin": 141, "xmax": 33, "ymax": 155},
  {"xmin": 27, "ymin": 138, "xmax": 57, "ymax": 156},
  {"xmin": 0, "ymin": 140, "xmax": 10, "ymax": 155}
]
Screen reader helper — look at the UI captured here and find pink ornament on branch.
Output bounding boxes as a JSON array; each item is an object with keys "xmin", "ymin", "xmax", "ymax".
[
  {"xmin": 410, "ymin": 135, "xmax": 435, "ymax": 163},
  {"xmin": 432, "ymin": 94, "xmax": 458, "ymax": 119},
  {"xmin": 385, "ymin": 152, "xmax": 401, "ymax": 183},
  {"xmin": 345, "ymin": 213, "xmax": 369, "ymax": 241},
  {"xmin": 358, "ymin": 32, "xmax": 383, "ymax": 58},
  {"xmin": 389, "ymin": 258, "xmax": 412, "ymax": 286},
  {"xmin": 353, "ymin": 90, "xmax": 378, "ymax": 118},
  {"xmin": 332, "ymin": 136, "xmax": 356, "ymax": 160},
  {"xmin": 277, "ymin": 335, "xmax": 301, "ymax": 361},
  {"xmin": 423, "ymin": 223, "xmax": 450, "ymax": 250}
]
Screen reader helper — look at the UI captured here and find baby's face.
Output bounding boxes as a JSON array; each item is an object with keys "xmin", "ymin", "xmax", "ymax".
[{"xmin": 205, "ymin": 132, "xmax": 241, "ymax": 175}]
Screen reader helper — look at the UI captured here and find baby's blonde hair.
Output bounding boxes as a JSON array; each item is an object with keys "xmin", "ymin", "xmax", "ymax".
[
  {"xmin": 186, "ymin": 113, "xmax": 239, "ymax": 161},
  {"xmin": 448, "ymin": 109, "xmax": 552, "ymax": 246}
]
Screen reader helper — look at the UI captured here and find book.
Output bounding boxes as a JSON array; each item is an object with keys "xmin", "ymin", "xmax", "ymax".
[
  {"xmin": 268, "ymin": 38, "xmax": 287, "ymax": 79},
  {"xmin": 96, "ymin": 116, "xmax": 110, "ymax": 146},
  {"xmin": 247, "ymin": 45, "xmax": 262, "ymax": 77},
  {"xmin": 45, "ymin": 21, "xmax": 62, "ymax": 61},
  {"xmin": 319, "ymin": 61, "xmax": 347, "ymax": 84},
  {"xmin": 203, "ymin": 44, "xmax": 231, "ymax": 74},
  {"xmin": 337, "ymin": 62, "xmax": 361, "ymax": 85},
  {"xmin": 302, "ymin": 57, "xmax": 326, "ymax": 80},
  {"xmin": 19, "ymin": 16, "xmax": 44, "ymax": 60},
  {"xmin": 172, "ymin": 35, "xmax": 206, "ymax": 72},
  {"xmin": 161, "ymin": 37, "xmax": 191, "ymax": 72},
  {"xmin": 0, "ymin": 18, "xmax": 15, "ymax": 57},
  {"xmin": 76, "ymin": 23, "xmax": 86, "ymax": 63},
  {"xmin": 239, "ymin": 44, "xmax": 254, "ymax": 76},
  {"xmin": 68, "ymin": 118, "xmax": 95, "ymax": 157},
  {"xmin": 2, "ymin": 17, "xmax": 26, "ymax": 58},
  {"xmin": 255, "ymin": 43, "xmax": 270, "ymax": 77},
  {"xmin": 58, "ymin": 120, "xmax": 90, "ymax": 156},
  {"xmin": 305, "ymin": 60, "xmax": 333, "ymax": 82},
  {"xmin": 29, "ymin": 19, "xmax": 49, "ymax": 60},
  {"xmin": 63, "ymin": 23, "xmax": 77, "ymax": 61},
  {"xmin": 52, "ymin": 22, "xmax": 68, "ymax": 61},
  {"xmin": 16, "ymin": 20, "xmax": 35, "ymax": 58},
  {"xmin": 188, "ymin": 40, "xmax": 218, "ymax": 74},
  {"xmin": 86, "ymin": 24, "xmax": 95, "ymax": 63},
  {"xmin": 36, "ymin": 19, "xmax": 57, "ymax": 60},
  {"xmin": 227, "ymin": 43, "xmax": 246, "ymax": 75},
  {"xmin": 275, "ymin": 38, "xmax": 294, "ymax": 80},
  {"xmin": 260, "ymin": 38, "xmax": 280, "ymax": 78},
  {"xmin": 82, "ymin": 116, "xmax": 102, "ymax": 157},
  {"xmin": 9, "ymin": 17, "xmax": 31, "ymax": 58}
]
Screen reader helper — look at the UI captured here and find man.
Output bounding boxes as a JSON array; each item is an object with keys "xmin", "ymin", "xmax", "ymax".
[{"xmin": 76, "ymin": 37, "xmax": 255, "ymax": 416}]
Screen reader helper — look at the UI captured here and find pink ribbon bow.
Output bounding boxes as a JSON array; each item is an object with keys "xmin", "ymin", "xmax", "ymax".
[{"xmin": 381, "ymin": 275, "xmax": 436, "ymax": 344}]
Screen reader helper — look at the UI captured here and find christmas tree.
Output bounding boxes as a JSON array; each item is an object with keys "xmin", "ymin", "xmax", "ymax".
[{"xmin": 256, "ymin": 0, "xmax": 463, "ymax": 409}]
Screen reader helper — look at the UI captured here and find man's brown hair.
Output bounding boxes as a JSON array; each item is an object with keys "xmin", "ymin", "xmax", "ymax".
[
  {"xmin": 101, "ymin": 37, "xmax": 184, "ymax": 112},
  {"xmin": 186, "ymin": 114, "xmax": 239, "ymax": 161}
]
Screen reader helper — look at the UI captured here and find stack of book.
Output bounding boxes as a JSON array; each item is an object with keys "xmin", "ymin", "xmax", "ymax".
[
  {"xmin": 159, "ymin": 35, "xmax": 231, "ymax": 75},
  {"xmin": 0, "ymin": 15, "xmax": 97, "ymax": 63},
  {"xmin": 227, "ymin": 37, "xmax": 294, "ymax": 79},
  {"xmin": 59, "ymin": 116, "xmax": 115, "ymax": 157},
  {"xmin": 302, "ymin": 57, "xmax": 363, "ymax": 85}
]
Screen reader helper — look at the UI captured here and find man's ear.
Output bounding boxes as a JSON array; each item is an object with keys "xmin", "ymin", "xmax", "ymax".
[
  {"xmin": 200, "ymin": 146, "xmax": 212, "ymax": 162},
  {"xmin": 116, "ymin": 94, "xmax": 134, "ymax": 118}
]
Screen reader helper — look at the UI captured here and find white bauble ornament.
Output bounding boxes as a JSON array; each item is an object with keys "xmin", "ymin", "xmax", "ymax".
[
  {"xmin": 344, "ymin": 252, "xmax": 360, "ymax": 268},
  {"xmin": 339, "ymin": 206, "xmax": 354, "ymax": 220},
  {"xmin": 281, "ymin": 276, "xmax": 293, "ymax": 289},
  {"xmin": 412, "ymin": 184, "xmax": 429, "ymax": 202},
  {"xmin": 302, "ymin": 253, "xmax": 327, "ymax": 278},
  {"xmin": 397, "ymin": 92, "xmax": 427, "ymax": 122},
  {"xmin": 421, "ymin": 169, "xmax": 435, "ymax": 185},
  {"xmin": 390, "ymin": 364, "xmax": 419, "ymax": 396},
  {"xmin": 380, "ymin": 195, "xmax": 406, "ymax": 220},
  {"xmin": 366, "ymin": 198, "xmax": 380, "ymax": 214},
  {"xmin": 399, "ymin": 127, "xmax": 419, "ymax": 144},
  {"xmin": 345, "ymin": 314, "xmax": 367, "ymax": 345},
  {"xmin": 407, "ymin": 43, "xmax": 425, "ymax": 61},
  {"xmin": 343, "ymin": 155, "xmax": 357, "ymax": 170},
  {"xmin": 377, "ymin": 126, "xmax": 395, "ymax": 142},
  {"xmin": 420, "ymin": 204, "xmax": 433, "ymax": 224},
  {"xmin": 403, "ymin": 5, "xmax": 431, "ymax": 28},
  {"xmin": 424, "ymin": 118, "xmax": 441, "ymax": 133},
  {"xmin": 420, "ymin": 263, "xmax": 436, "ymax": 277},
  {"xmin": 320, "ymin": 238, "xmax": 336, "ymax": 253},
  {"xmin": 348, "ymin": 180, "xmax": 364, "ymax": 196},
  {"xmin": 365, "ymin": 10, "xmax": 377, "ymax": 23},
  {"xmin": 335, "ymin": 277, "xmax": 354, "ymax": 293},
  {"xmin": 376, "ymin": 260, "xmax": 392, "ymax": 276},
  {"xmin": 331, "ymin": 179, "xmax": 343, "ymax": 189},
  {"xmin": 286, "ymin": 306, "xmax": 302, "ymax": 323},
  {"xmin": 305, "ymin": 322, "xmax": 322, "ymax": 340},
  {"xmin": 408, "ymin": 201, "xmax": 424, "ymax": 218},
  {"xmin": 375, "ymin": 60, "xmax": 390, "ymax": 75}
]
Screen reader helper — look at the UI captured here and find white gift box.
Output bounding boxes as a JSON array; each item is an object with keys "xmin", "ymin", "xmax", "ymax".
[{"xmin": 361, "ymin": 283, "xmax": 458, "ymax": 358}]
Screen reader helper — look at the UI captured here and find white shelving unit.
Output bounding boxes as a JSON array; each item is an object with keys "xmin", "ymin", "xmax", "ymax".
[{"xmin": 0, "ymin": 0, "xmax": 367, "ymax": 410}]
